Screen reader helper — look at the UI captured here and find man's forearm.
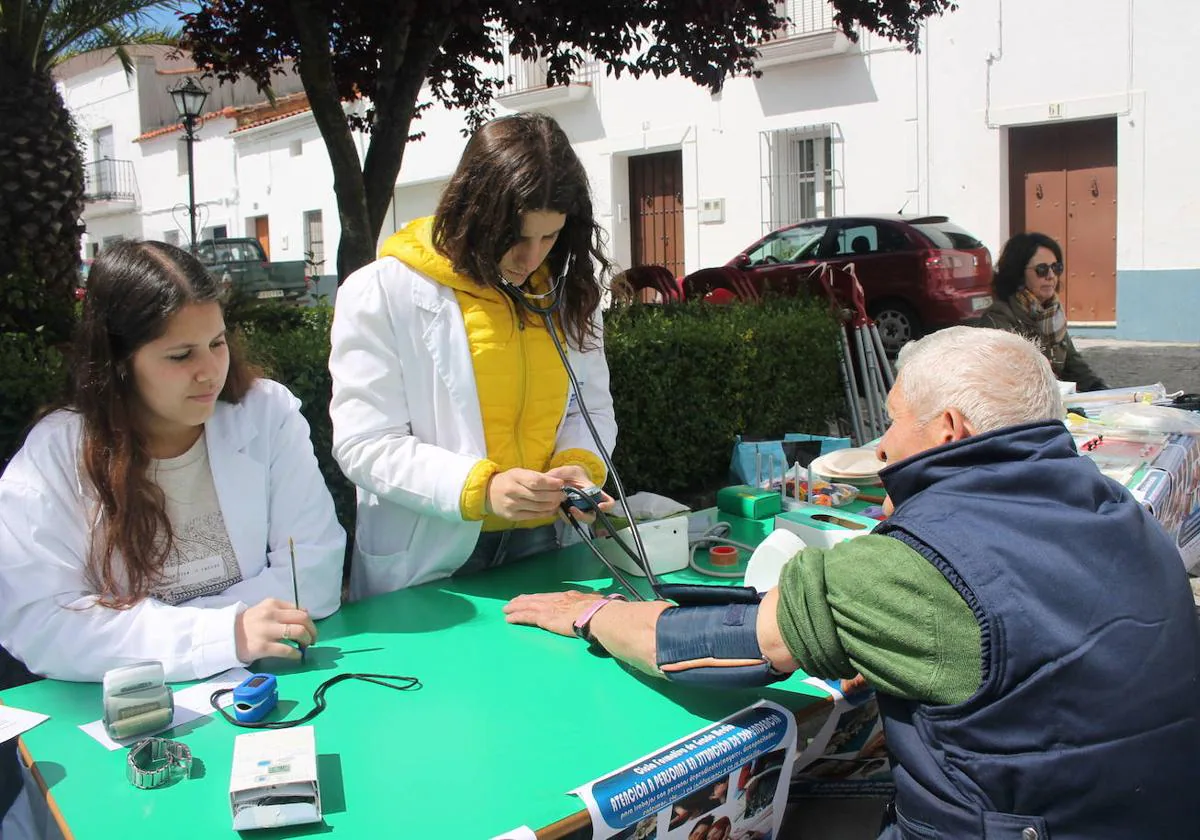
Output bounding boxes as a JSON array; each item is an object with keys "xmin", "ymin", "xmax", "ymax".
[
  {"xmin": 587, "ymin": 600, "xmax": 672, "ymax": 676},
  {"xmin": 587, "ymin": 590, "xmax": 802, "ymax": 680}
]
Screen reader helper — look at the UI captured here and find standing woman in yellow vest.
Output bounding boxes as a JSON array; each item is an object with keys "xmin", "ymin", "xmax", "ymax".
[{"xmin": 329, "ymin": 113, "xmax": 617, "ymax": 597}]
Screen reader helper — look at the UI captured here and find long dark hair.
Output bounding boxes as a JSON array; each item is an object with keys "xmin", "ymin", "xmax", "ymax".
[
  {"xmin": 71, "ymin": 240, "xmax": 258, "ymax": 608},
  {"xmin": 993, "ymin": 232, "xmax": 1063, "ymax": 300},
  {"xmin": 432, "ymin": 112, "xmax": 610, "ymax": 349}
]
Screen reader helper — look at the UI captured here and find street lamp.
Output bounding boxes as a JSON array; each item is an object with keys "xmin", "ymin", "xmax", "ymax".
[{"xmin": 169, "ymin": 77, "xmax": 210, "ymax": 250}]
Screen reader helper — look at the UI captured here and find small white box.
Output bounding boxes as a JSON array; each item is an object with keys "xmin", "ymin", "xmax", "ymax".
[
  {"xmin": 596, "ymin": 515, "xmax": 690, "ymax": 577},
  {"xmin": 773, "ymin": 505, "xmax": 877, "ymax": 550},
  {"xmin": 699, "ymin": 198, "xmax": 725, "ymax": 224},
  {"xmin": 229, "ymin": 726, "xmax": 321, "ymax": 831}
]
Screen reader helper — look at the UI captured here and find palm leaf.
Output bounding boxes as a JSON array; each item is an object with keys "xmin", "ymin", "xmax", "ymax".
[
  {"xmin": 61, "ymin": 23, "xmax": 179, "ymax": 73},
  {"xmin": 0, "ymin": 0, "xmax": 183, "ymax": 72}
]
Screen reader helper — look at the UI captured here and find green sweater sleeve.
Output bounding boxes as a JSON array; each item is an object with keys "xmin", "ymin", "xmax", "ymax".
[{"xmin": 775, "ymin": 534, "xmax": 982, "ymax": 705}]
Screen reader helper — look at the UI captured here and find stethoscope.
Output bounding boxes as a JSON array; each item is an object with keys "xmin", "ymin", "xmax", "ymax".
[
  {"xmin": 495, "ymin": 256, "xmax": 570, "ymax": 318},
  {"xmin": 496, "ymin": 261, "xmax": 760, "ymax": 608}
]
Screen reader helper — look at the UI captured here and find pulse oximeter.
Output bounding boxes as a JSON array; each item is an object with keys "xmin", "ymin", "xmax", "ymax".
[{"xmin": 231, "ymin": 673, "xmax": 279, "ymax": 723}]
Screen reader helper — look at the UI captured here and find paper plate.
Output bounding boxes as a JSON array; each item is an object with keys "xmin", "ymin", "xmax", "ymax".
[{"xmin": 809, "ymin": 447, "xmax": 886, "ymax": 480}]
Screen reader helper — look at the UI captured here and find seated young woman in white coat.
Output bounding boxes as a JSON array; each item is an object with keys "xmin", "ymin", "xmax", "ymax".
[
  {"xmin": 330, "ymin": 113, "xmax": 617, "ymax": 597},
  {"xmin": 0, "ymin": 241, "xmax": 345, "ymax": 684}
]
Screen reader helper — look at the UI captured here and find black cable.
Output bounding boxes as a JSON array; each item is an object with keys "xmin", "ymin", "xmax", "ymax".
[
  {"xmin": 496, "ymin": 267, "xmax": 659, "ymax": 593},
  {"xmin": 541, "ymin": 313, "xmax": 660, "ymax": 594},
  {"xmin": 545, "ymin": 323, "xmax": 760, "ymax": 607},
  {"xmin": 503, "ymin": 273, "xmax": 760, "ymax": 606},
  {"xmin": 210, "ymin": 673, "xmax": 421, "ymax": 729},
  {"xmin": 558, "ymin": 505, "xmax": 646, "ymax": 601}
]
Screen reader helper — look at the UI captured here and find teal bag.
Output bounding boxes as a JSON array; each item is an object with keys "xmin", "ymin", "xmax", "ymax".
[{"xmin": 729, "ymin": 433, "xmax": 851, "ymax": 487}]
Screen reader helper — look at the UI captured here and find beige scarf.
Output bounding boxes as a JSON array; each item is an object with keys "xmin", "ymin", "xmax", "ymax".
[{"xmin": 1015, "ymin": 287, "xmax": 1067, "ymax": 347}]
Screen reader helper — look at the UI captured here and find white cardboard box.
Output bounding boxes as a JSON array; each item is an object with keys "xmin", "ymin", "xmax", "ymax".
[
  {"xmin": 596, "ymin": 514, "xmax": 690, "ymax": 577},
  {"xmin": 229, "ymin": 726, "xmax": 321, "ymax": 831}
]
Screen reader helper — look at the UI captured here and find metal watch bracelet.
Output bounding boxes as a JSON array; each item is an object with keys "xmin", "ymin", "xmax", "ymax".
[{"xmin": 126, "ymin": 737, "xmax": 192, "ymax": 790}]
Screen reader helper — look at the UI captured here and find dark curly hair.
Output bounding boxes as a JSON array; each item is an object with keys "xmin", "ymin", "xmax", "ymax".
[
  {"xmin": 432, "ymin": 112, "xmax": 610, "ymax": 350},
  {"xmin": 992, "ymin": 232, "xmax": 1063, "ymax": 300}
]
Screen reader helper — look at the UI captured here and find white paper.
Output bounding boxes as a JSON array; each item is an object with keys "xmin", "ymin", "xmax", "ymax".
[
  {"xmin": 572, "ymin": 700, "xmax": 798, "ymax": 840},
  {"xmin": 489, "ymin": 827, "xmax": 536, "ymax": 840},
  {"xmin": 0, "ymin": 705, "xmax": 49, "ymax": 744},
  {"xmin": 80, "ymin": 667, "xmax": 251, "ymax": 751}
]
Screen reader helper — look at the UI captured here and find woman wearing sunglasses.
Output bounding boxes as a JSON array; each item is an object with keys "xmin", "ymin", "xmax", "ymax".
[{"xmin": 973, "ymin": 232, "xmax": 1107, "ymax": 391}]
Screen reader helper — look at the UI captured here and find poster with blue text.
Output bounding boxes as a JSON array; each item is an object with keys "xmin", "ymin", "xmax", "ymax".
[{"xmin": 572, "ymin": 700, "xmax": 797, "ymax": 840}]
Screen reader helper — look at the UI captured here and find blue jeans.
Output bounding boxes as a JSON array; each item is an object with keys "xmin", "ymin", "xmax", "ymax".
[{"xmin": 454, "ymin": 525, "xmax": 559, "ymax": 576}]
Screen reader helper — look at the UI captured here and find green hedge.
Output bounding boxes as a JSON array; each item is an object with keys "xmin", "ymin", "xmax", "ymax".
[
  {"xmin": 0, "ymin": 332, "xmax": 68, "ymax": 466},
  {"xmin": 1, "ymin": 260, "xmax": 77, "ymax": 346},
  {"xmin": 605, "ymin": 298, "xmax": 843, "ymax": 494},
  {"xmin": 230, "ymin": 305, "xmax": 357, "ymax": 531},
  {"xmin": 1, "ymin": 298, "xmax": 844, "ymax": 530}
]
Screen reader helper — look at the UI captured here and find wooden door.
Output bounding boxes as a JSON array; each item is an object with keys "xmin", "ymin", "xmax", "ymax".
[
  {"xmin": 1064, "ymin": 121, "xmax": 1117, "ymax": 322},
  {"xmin": 629, "ymin": 152, "xmax": 684, "ymax": 278},
  {"xmin": 253, "ymin": 216, "xmax": 270, "ymax": 259},
  {"xmin": 1009, "ymin": 118, "xmax": 1116, "ymax": 321}
]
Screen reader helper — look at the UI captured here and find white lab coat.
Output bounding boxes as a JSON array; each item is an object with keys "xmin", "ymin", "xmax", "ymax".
[
  {"xmin": 329, "ymin": 257, "xmax": 617, "ymax": 597},
  {"xmin": 0, "ymin": 379, "xmax": 345, "ymax": 683}
]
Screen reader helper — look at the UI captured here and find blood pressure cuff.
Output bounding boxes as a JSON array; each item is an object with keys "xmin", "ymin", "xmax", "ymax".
[{"xmin": 655, "ymin": 602, "xmax": 787, "ymax": 688}]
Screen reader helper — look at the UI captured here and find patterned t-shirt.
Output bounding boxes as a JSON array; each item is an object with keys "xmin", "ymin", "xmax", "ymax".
[{"xmin": 149, "ymin": 434, "xmax": 242, "ymax": 605}]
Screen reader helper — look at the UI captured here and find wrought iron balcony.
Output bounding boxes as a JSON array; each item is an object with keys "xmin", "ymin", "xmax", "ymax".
[
  {"xmin": 496, "ymin": 47, "xmax": 595, "ymax": 108},
  {"xmin": 84, "ymin": 158, "xmax": 138, "ymax": 203},
  {"xmin": 757, "ymin": 0, "xmax": 850, "ymax": 67},
  {"xmin": 775, "ymin": 0, "xmax": 836, "ymax": 38}
]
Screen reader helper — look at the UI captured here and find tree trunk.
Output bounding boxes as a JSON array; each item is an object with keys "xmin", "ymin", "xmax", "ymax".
[
  {"xmin": 0, "ymin": 62, "xmax": 84, "ymax": 345},
  {"xmin": 361, "ymin": 12, "xmax": 455, "ymax": 243},
  {"xmin": 290, "ymin": 0, "xmax": 454, "ymax": 283},
  {"xmin": 290, "ymin": 0, "xmax": 375, "ymax": 282}
]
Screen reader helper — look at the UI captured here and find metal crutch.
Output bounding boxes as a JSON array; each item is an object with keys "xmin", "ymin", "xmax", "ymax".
[
  {"xmin": 842, "ymin": 264, "xmax": 892, "ymax": 436},
  {"xmin": 841, "ymin": 264, "xmax": 897, "ymax": 390},
  {"xmin": 853, "ymin": 319, "xmax": 885, "ymax": 439},
  {"xmin": 844, "ymin": 265, "xmax": 894, "ymax": 406},
  {"xmin": 813, "ymin": 263, "xmax": 866, "ymax": 444}
]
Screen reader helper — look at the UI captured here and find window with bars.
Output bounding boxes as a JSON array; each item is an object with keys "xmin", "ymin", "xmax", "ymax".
[
  {"xmin": 760, "ymin": 125, "xmax": 837, "ymax": 233},
  {"xmin": 303, "ymin": 210, "xmax": 325, "ymax": 276}
]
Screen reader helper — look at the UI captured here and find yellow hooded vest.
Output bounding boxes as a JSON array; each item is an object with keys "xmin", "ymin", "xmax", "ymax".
[{"xmin": 378, "ymin": 217, "xmax": 603, "ymax": 531}]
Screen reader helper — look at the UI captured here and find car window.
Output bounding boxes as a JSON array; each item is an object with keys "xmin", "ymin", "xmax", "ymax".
[
  {"xmin": 911, "ymin": 221, "xmax": 984, "ymax": 250},
  {"xmin": 745, "ymin": 223, "xmax": 827, "ymax": 265},
  {"xmin": 832, "ymin": 223, "xmax": 907, "ymax": 256}
]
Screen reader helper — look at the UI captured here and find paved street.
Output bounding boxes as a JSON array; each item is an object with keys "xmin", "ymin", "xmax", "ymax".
[{"xmin": 1075, "ymin": 338, "xmax": 1200, "ymax": 396}]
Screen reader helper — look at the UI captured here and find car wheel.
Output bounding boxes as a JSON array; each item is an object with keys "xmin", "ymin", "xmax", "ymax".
[{"xmin": 869, "ymin": 301, "xmax": 922, "ymax": 356}]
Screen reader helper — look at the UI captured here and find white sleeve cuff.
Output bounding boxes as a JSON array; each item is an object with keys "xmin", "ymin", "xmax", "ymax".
[{"xmin": 189, "ymin": 602, "xmax": 245, "ymax": 680}]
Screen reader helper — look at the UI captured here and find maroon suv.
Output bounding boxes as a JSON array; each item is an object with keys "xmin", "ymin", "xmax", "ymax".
[{"xmin": 726, "ymin": 214, "xmax": 994, "ymax": 353}]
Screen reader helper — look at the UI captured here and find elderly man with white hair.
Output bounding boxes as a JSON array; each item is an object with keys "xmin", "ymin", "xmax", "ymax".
[{"xmin": 506, "ymin": 326, "xmax": 1200, "ymax": 839}]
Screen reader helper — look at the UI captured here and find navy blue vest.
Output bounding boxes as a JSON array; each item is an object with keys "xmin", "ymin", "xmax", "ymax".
[{"xmin": 874, "ymin": 421, "xmax": 1200, "ymax": 839}]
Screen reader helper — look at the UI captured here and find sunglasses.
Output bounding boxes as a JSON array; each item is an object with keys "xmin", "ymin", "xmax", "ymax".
[{"xmin": 1027, "ymin": 262, "xmax": 1064, "ymax": 278}]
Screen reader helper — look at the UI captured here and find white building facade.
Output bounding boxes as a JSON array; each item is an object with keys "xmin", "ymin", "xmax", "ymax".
[
  {"xmin": 57, "ymin": 46, "xmax": 321, "ymax": 268},
  {"xmin": 58, "ymin": 1, "xmax": 1199, "ymax": 340}
]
